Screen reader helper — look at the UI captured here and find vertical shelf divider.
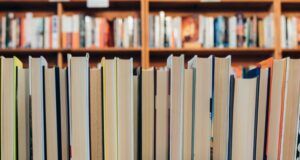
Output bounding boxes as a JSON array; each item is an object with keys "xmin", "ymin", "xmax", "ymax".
[
  {"xmin": 57, "ymin": 2, "xmax": 63, "ymax": 67},
  {"xmin": 141, "ymin": 0, "xmax": 150, "ymax": 68},
  {"xmin": 274, "ymin": 0, "xmax": 283, "ymax": 59}
]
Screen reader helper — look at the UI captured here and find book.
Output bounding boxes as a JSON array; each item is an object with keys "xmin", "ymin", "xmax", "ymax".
[
  {"xmin": 29, "ymin": 56, "xmax": 47, "ymax": 160},
  {"xmin": 182, "ymin": 16, "xmax": 199, "ymax": 48},
  {"xmin": 90, "ymin": 67, "xmax": 103, "ymax": 160},
  {"xmin": 188, "ymin": 55, "xmax": 213, "ymax": 160},
  {"xmin": 255, "ymin": 67, "xmax": 270, "ymax": 160},
  {"xmin": 213, "ymin": 56, "xmax": 231, "ymax": 160},
  {"xmin": 182, "ymin": 68, "xmax": 193, "ymax": 160},
  {"xmin": 117, "ymin": 58, "xmax": 134, "ymax": 159},
  {"xmin": 45, "ymin": 67, "xmax": 60, "ymax": 160},
  {"xmin": 266, "ymin": 58, "xmax": 287, "ymax": 160},
  {"xmin": 68, "ymin": 54, "xmax": 90, "ymax": 160},
  {"xmin": 1, "ymin": 57, "xmax": 22, "ymax": 160},
  {"xmin": 155, "ymin": 67, "xmax": 169, "ymax": 160},
  {"xmin": 133, "ymin": 73, "xmax": 139, "ymax": 160},
  {"xmin": 167, "ymin": 55, "xmax": 184, "ymax": 160},
  {"xmin": 232, "ymin": 77, "xmax": 258, "ymax": 160},
  {"xmin": 102, "ymin": 57, "xmax": 118, "ymax": 160},
  {"xmin": 17, "ymin": 68, "xmax": 30, "ymax": 160},
  {"xmin": 59, "ymin": 68, "xmax": 69, "ymax": 160},
  {"xmin": 281, "ymin": 58, "xmax": 300, "ymax": 159},
  {"xmin": 142, "ymin": 68, "xmax": 155, "ymax": 160}
]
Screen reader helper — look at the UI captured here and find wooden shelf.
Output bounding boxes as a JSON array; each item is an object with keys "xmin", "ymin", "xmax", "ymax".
[
  {"xmin": 0, "ymin": 48, "xmax": 141, "ymax": 54},
  {"xmin": 282, "ymin": 48, "xmax": 300, "ymax": 55},
  {"xmin": 150, "ymin": 48, "xmax": 274, "ymax": 56},
  {"xmin": 0, "ymin": 49, "xmax": 60, "ymax": 54},
  {"xmin": 62, "ymin": 48, "xmax": 142, "ymax": 55},
  {"xmin": 149, "ymin": 0, "xmax": 273, "ymax": 12}
]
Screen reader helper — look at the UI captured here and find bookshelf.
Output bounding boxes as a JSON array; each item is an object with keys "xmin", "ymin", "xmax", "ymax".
[{"xmin": 0, "ymin": 0, "xmax": 299, "ymax": 68}]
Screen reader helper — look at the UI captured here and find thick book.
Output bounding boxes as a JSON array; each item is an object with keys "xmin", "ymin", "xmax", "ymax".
[
  {"xmin": 281, "ymin": 58, "xmax": 300, "ymax": 159},
  {"xmin": 117, "ymin": 58, "xmax": 134, "ymax": 159},
  {"xmin": 68, "ymin": 54, "xmax": 90, "ymax": 160},
  {"xmin": 102, "ymin": 57, "xmax": 118, "ymax": 160},
  {"xmin": 232, "ymin": 77, "xmax": 258, "ymax": 160},
  {"xmin": 1, "ymin": 57, "xmax": 22, "ymax": 160},
  {"xmin": 266, "ymin": 58, "xmax": 287, "ymax": 160},
  {"xmin": 182, "ymin": 69, "xmax": 193, "ymax": 160},
  {"xmin": 155, "ymin": 67, "xmax": 169, "ymax": 160},
  {"xmin": 90, "ymin": 67, "xmax": 103, "ymax": 160},
  {"xmin": 17, "ymin": 68, "xmax": 30, "ymax": 160},
  {"xmin": 142, "ymin": 68, "xmax": 155, "ymax": 160},
  {"xmin": 45, "ymin": 67, "xmax": 60, "ymax": 160},
  {"xmin": 213, "ymin": 56, "xmax": 231, "ymax": 160},
  {"xmin": 29, "ymin": 56, "xmax": 47, "ymax": 160},
  {"xmin": 167, "ymin": 55, "xmax": 184, "ymax": 160},
  {"xmin": 188, "ymin": 55, "xmax": 213, "ymax": 160}
]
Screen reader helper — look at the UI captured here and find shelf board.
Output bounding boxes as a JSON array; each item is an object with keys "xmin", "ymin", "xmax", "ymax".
[
  {"xmin": 150, "ymin": 48, "xmax": 274, "ymax": 56},
  {"xmin": 0, "ymin": 0, "xmax": 57, "ymax": 11},
  {"xmin": 149, "ymin": 0, "xmax": 273, "ymax": 12},
  {"xmin": 282, "ymin": 48, "xmax": 300, "ymax": 56},
  {"xmin": 0, "ymin": 48, "xmax": 141, "ymax": 54},
  {"xmin": 0, "ymin": 49, "xmax": 60, "ymax": 54},
  {"xmin": 62, "ymin": 0, "xmax": 140, "ymax": 11},
  {"xmin": 62, "ymin": 48, "xmax": 142, "ymax": 54}
]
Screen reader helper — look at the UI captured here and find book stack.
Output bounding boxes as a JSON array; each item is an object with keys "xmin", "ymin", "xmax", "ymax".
[
  {"xmin": 0, "ymin": 54, "xmax": 299, "ymax": 160},
  {"xmin": 62, "ymin": 15, "xmax": 141, "ymax": 49},
  {"xmin": 0, "ymin": 12, "xmax": 60, "ymax": 49},
  {"xmin": 149, "ymin": 11, "xmax": 274, "ymax": 49},
  {"xmin": 281, "ymin": 15, "xmax": 300, "ymax": 48}
]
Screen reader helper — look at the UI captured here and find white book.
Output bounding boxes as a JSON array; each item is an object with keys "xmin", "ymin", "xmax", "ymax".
[
  {"xmin": 87, "ymin": 0, "xmax": 109, "ymax": 8},
  {"xmin": 281, "ymin": 16, "xmax": 287, "ymax": 49},
  {"xmin": 117, "ymin": 58, "xmax": 134, "ymax": 160},
  {"xmin": 198, "ymin": 15, "xmax": 205, "ymax": 46},
  {"xmin": 159, "ymin": 11, "xmax": 165, "ymax": 48},
  {"xmin": 292, "ymin": 17, "xmax": 298, "ymax": 48},
  {"xmin": 172, "ymin": 17, "xmax": 182, "ymax": 48},
  {"xmin": 229, "ymin": 16, "xmax": 237, "ymax": 48},
  {"xmin": 29, "ymin": 56, "xmax": 48, "ymax": 160},
  {"xmin": 52, "ymin": 15, "xmax": 59, "ymax": 49},
  {"xmin": 205, "ymin": 17, "xmax": 214, "ymax": 48},
  {"xmin": 154, "ymin": 15, "xmax": 160, "ymax": 48},
  {"xmin": 68, "ymin": 54, "xmax": 90, "ymax": 160},
  {"xmin": 123, "ymin": 17, "xmax": 133, "ymax": 48},
  {"xmin": 167, "ymin": 55, "xmax": 184, "ymax": 160},
  {"xmin": 1, "ymin": 16, "xmax": 6, "ymax": 48},
  {"xmin": 24, "ymin": 12, "xmax": 33, "ymax": 48},
  {"xmin": 11, "ymin": 19, "xmax": 17, "ymax": 48},
  {"xmin": 94, "ymin": 18, "xmax": 100, "ymax": 48},
  {"xmin": 188, "ymin": 56, "xmax": 213, "ymax": 160},
  {"xmin": 44, "ymin": 17, "xmax": 50, "ymax": 49},
  {"xmin": 85, "ymin": 16, "xmax": 93, "ymax": 48},
  {"xmin": 165, "ymin": 16, "xmax": 172, "ymax": 47},
  {"xmin": 114, "ymin": 18, "xmax": 123, "ymax": 48},
  {"xmin": 133, "ymin": 18, "xmax": 140, "ymax": 47}
]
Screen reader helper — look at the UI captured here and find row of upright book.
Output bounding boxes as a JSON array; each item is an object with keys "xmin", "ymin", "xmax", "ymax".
[
  {"xmin": 0, "ymin": 54, "xmax": 299, "ymax": 160},
  {"xmin": 0, "ymin": 12, "xmax": 141, "ymax": 49},
  {"xmin": 281, "ymin": 15, "xmax": 300, "ymax": 49},
  {"xmin": 149, "ymin": 12, "xmax": 274, "ymax": 48},
  {"xmin": 62, "ymin": 14, "xmax": 141, "ymax": 48},
  {"xmin": 0, "ymin": 13, "xmax": 60, "ymax": 49}
]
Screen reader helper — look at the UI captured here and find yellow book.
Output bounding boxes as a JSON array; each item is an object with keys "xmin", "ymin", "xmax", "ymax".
[{"xmin": 1, "ymin": 57, "xmax": 23, "ymax": 160}]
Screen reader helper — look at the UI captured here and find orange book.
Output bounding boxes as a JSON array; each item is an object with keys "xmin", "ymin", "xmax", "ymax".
[
  {"xmin": 181, "ymin": 16, "xmax": 200, "ymax": 48},
  {"xmin": 72, "ymin": 15, "xmax": 80, "ymax": 49},
  {"xmin": 20, "ymin": 18, "xmax": 25, "ymax": 48}
]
